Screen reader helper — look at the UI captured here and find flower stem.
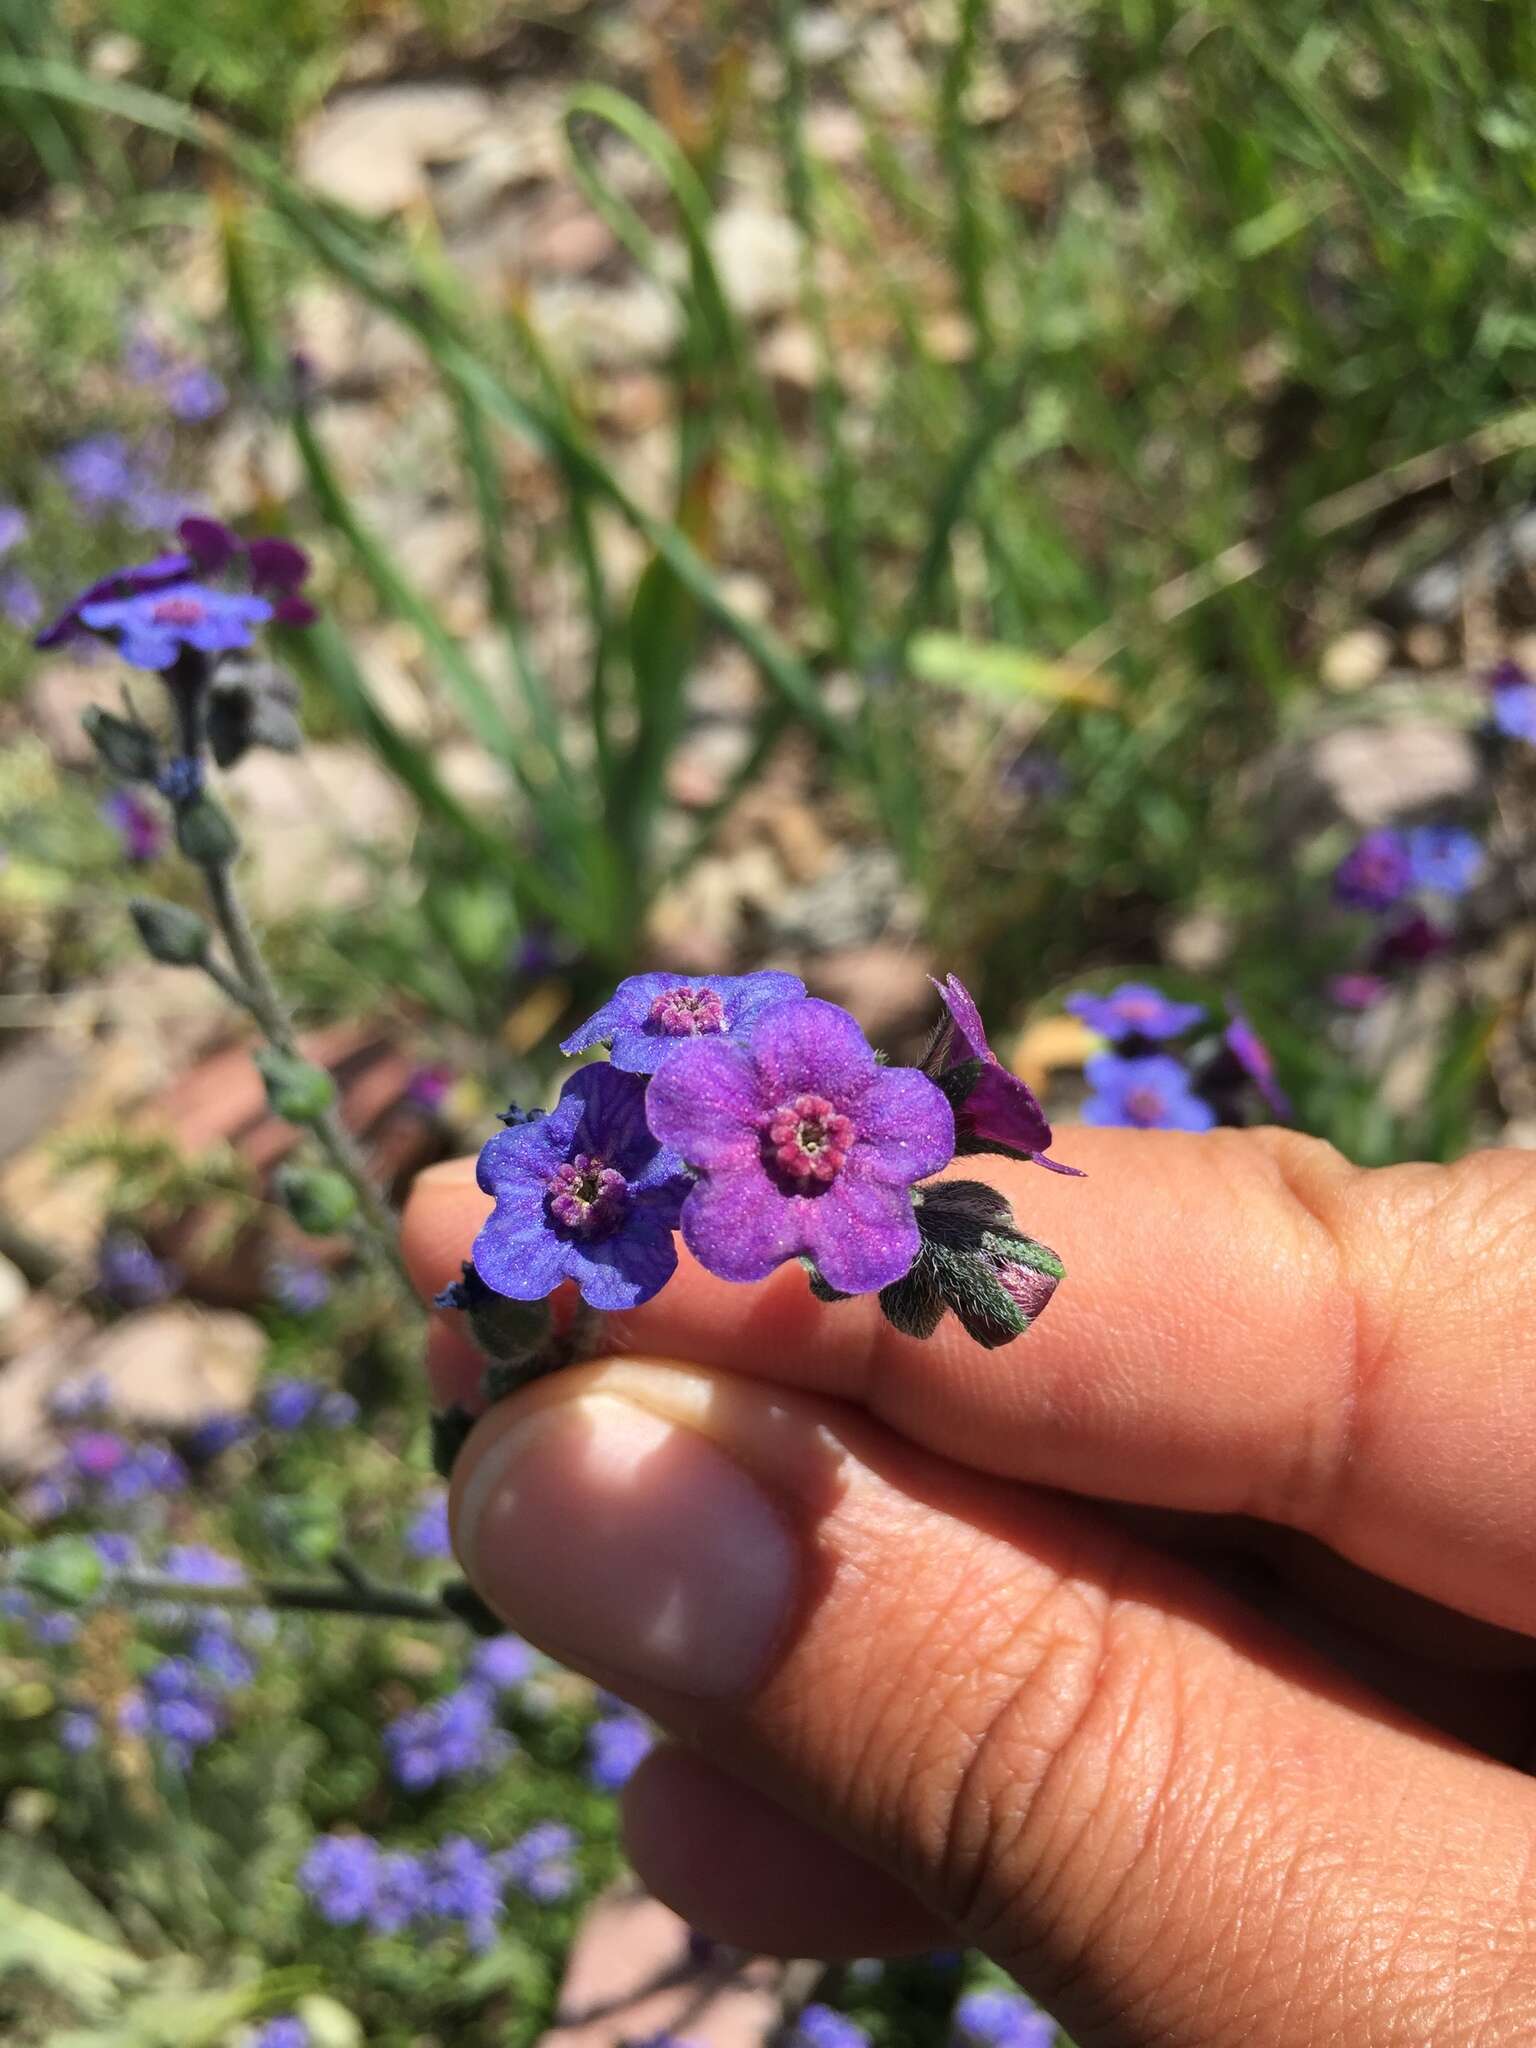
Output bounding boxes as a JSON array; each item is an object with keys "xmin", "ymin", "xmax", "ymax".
[
  {"xmin": 95, "ymin": 1569, "xmax": 455, "ymax": 1626},
  {"xmin": 197, "ymin": 854, "xmax": 414, "ymax": 1295}
]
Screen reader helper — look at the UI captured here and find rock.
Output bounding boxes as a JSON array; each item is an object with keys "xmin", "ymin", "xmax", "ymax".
[
  {"xmin": 222, "ymin": 743, "xmax": 414, "ymax": 917},
  {"xmin": 1308, "ymin": 719, "xmax": 1479, "ymax": 827},
  {"xmin": 708, "ymin": 204, "xmax": 803, "ymax": 322},
  {"xmin": 529, "ymin": 277, "xmax": 679, "ymax": 369},
  {"xmin": 0, "ymin": 1035, "xmax": 86, "ymax": 1166},
  {"xmin": 770, "ymin": 845, "xmax": 916, "ymax": 950},
  {"xmin": 1402, "ymin": 623, "xmax": 1452, "ymax": 669},
  {"xmin": 25, "ymin": 660, "xmax": 108, "ymax": 770},
  {"xmin": 1320, "ymin": 626, "xmax": 1391, "ymax": 693},
  {"xmin": 297, "ymin": 85, "xmax": 497, "ymax": 216},
  {"xmin": 540, "ymin": 1886, "xmax": 785, "ymax": 2048}
]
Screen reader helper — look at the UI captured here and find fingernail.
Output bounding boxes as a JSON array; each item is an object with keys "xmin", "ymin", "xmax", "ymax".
[{"xmin": 454, "ymin": 1391, "xmax": 797, "ymax": 1699}]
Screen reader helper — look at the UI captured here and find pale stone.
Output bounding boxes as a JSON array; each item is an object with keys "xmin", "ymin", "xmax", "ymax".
[
  {"xmin": 297, "ymin": 85, "xmax": 497, "ymax": 216},
  {"xmin": 1320, "ymin": 626, "xmax": 1391, "ymax": 693},
  {"xmin": 708, "ymin": 204, "xmax": 803, "ymax": 322},
  {"xmin": 1309, "ymin": 720, "xmax": 1479, "ymax": 826}
]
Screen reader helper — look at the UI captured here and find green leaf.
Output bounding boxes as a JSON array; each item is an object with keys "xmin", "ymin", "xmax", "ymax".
[
  {"xmin": 908, "ymin": 632, "xmax": 1120, "ymax": 708},
  {"xmin": 0, "ymin": 1859, "xmax": 146, "ymax": 2017},
  {"xmin": 15, "ymin": 1535, "xmax": 105, "ymax": 1607}
]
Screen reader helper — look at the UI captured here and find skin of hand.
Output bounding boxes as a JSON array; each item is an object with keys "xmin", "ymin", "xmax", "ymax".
[{"xmin": 403, "ymin": 1127, "xmax": 1536, "ymax": 2047}]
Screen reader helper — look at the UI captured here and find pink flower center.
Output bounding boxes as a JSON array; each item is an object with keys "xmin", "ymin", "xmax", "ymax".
[
  {"xmin": 151, "ymin": 596, "xmax": 207, "ymax": 626},
  {"xmin": 1122, "ymin": 1085, "xmax": 1166, "ymax": 1126},
  {"xmin": 995, "ymin": 1260, "xmax": 1059, "ymax": 1320},
  {"xmin": 546, "ymin": 1154, "xmax": 629, "ymax": 1235},
  {"xmin": 762, "ymin": 1093, "xmax": 854, "ymax": 1187},
  {"xmin": 648, "ymin": 985, "xmax": 726, "ymax": 1037},
  {"xmin": 1117, "ymin": 996, "xmax": 1160, "ymax": 1026}
]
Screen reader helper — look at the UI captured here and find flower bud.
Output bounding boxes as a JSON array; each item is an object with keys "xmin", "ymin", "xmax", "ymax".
[
  {"xmin": 255, "ymin": 1048, "xmax": 337, "ymax": 1124},
  {"xmin": 81, "ymin": 706, "xmax": 161, "ymax": 783},
  {"xmin": 435, "ymin": 1262, "xmax": 551, "ymax": 1365},
  {"xmin": 129, "ymin": 895, "xmax": 211, "ymax": 967},
  {"xmin": 430, "ymin": 1405, "xmax": 476, "ymax": 1481},
  {"xmin": 276, "ymin": 1164, "xmax": 358, "ymax": 1235},
  {"xmin": 175, "ymin": 793, "xmax": 240, "ymax": 867},
  {"xmin": 877, "ymin": 1179, "xmax": 1064, "ymax": 1349}
]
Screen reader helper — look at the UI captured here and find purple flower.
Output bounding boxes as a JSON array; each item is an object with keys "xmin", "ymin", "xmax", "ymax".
[
  {"xmin": 422, "ymin": 1835, "xmax": 505, "ymax": 1948},
  {"xmin": 1064, "ymin": 981, "xmax": 1205, "ymax": 1042},
  {"xmin": 1492, "ymin": 680, "xmax": 1536, "ymax": 742},
  {"xmin": 97, "ymin": 1228, "xmax": 177, "ymax": 1306},
  {"xmin": 1081, "ymin": 1053, "xmax": 1216, "ymax": 1132},
  {"xmin": 500, "ymin": 1821, "xmax": 577, "ymax": 1903},
  {"xmin": 1, "ymin": 571, "xmax": 42, "ymax": 627},
  {"xmin": 646, "ymin": 997, "xmax": 953, "ymax": 1295},
  {"xmin": 318, "ymin": 1390, "xmax": 358, "ymax": 1428},
  {"xmin": 78, "ymin": 581, "xmax": 271, "ymax": 670},
  {"xmin": 166, "ymin": 367, "xmax": 228, "ymax": 423},
  {"xmin": 190, "ymin": 1626, "xmax": 256, "ymax": 1690},
  {"xmin": 1333, "ymin": 829, "xmax": 1412, "ymax": 912},
  {"xmin": 91, "ymin": 1532, "xmax": 138, "ymax": 1569},
  {"xmin": 268, "ymin": 1258, "xmax": 330, "ymax": 1315},
  {"xmin": 474, "ymin": 1063, "xmax": 692, "ymax": 1312},
  {"xmin": 1223, "ymin": 1008, "xmax": 1290, "ymax": 1119},
  {"xmin": 931, "ymin": 975, "xmax": 1081, "ymax": 1174},
  {"xmin": 793, "ymin": 2006, "xmax": 870, "ymax": 2048},
  {"xmin": 58, "ymin": 1708, "xmax": 100, "ymax": 1754},
  {"xmin": 384, "ymin": 1685, "xmax": 513, "ymax": 1792},
  {"xmin": 163, "ymin": 1545, "xmax": 245, "ymax": 1587},
  {"xmin": 300, "ymin": 1832, "xmax": 380, "ymax": 1925},
  {"xmin": 1404, "ymin": 825, "xmax": 1483, "ymax": 897},
  {"xmin": 68, "ymin": 1430, "xmax": 131, "ymax": 1483},
  {"xmin": 406, "ymin": 1063, "xmax": 454, "ymax": 1112},
  {"xmin": 1370, "ymin": 907, "xmax": 1453, "ymax": 970},
  {"xmin": 32, "ymin": 1611, "xmax": 80, "ymax": 1647},
  {"xmin": 155, "ymin": 756, "xmax": 204, "ymax": 804},
  {"xmin": 34, "ymin": 549, "xmax": 193, "ymax": 649},
  {"xmin": 366, "ymin": 1850, "xmax": 429, "ymax": 1936},
  {"xmin": 405, "ymin": 1492, "xmax": 452, "ymax": 1562},
  {"xmin": 48, "ymin": 1372, "xmax": 113, "ymax": 1423},
  {"xmin": 252, "ymin": 2019, "xmax": 310, "ymax": 2048},
  {"xmin": 100, "ymin": 789, "xmax": 164, "ymax": 863},
  {"xmin": 1328, "ymin": 972, "xmax": 1388, "ymax": 1010},
  {"xmin": 561, "ymin": 969, "xmax": 807, "ymax": 1075},
  {"xmin": 142, "ymin": 1655, "xmax": 225, "ymax": 1764},
  {"xmin": 185, "ymin": 1413, "xmax": 250, "ymax": 1460},
  {"xmin": 57, "ymin": 434, "xmax": 137, "ymax": 513},
  {"xmin": 586, "ymin": 1708, "xmax": 654, "ymax": 1792},
  {"xmin": 468, "ymin": 1634, "xmax": 533, "ymax": 1693},
  {"xmin": 951, "ymin": 1987, "xmax": 1055, "ymax": 2047},
  {"xmin": 263, "ymin": 1378, "xmax": 320, "ymax": 1431},
  {"xmin": 0, "ymin": 504, "xmax": 29, "ymax": 555}
]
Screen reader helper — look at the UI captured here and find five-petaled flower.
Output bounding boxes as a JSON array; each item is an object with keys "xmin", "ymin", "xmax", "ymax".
[
  {"xmin": 931, "ymin": 975, "xmax": 1081, "ymax": 1174},
  {"xmin": 646, "ymin": 996, "xmax": 954, "ymax": 1294},
  {"xmin": 1064, "ymin": 981, "xmax": 1205, "ymax": 1042},
  {"xmin": 1404, "ymin": 825, "xmax": 1483, "ymax": 898},
  {"xmin": 561, "ymin": 968, "xmax": 807, "ymax": 1074},
  {"xmin": 1081, "ymin": 1052, "xmax": 1215, "ymax": 1132},
  {"xmin": 474, "ymin": 1063, "xmax": 692, "ymax": 1310},
  {"xmin": 77, "ymin": 581, "xmax": 271, "ymax": 670}
]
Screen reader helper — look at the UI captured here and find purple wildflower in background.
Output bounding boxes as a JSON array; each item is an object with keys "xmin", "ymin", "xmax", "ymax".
[
  {"xmin": 0, "ymin": 504, "xmax": 28, "ymax": 554},
  {"xmin": 190, "ymin": 1625, "xmax": 257, "ymax": 1691},
  {"xmin": 141, "ymin": 1655, "xmax": 225, "ymax": 1766},
  {"xmin": 384, "ymin": 1685, "xmax": 513, "ymax": 1792},
  {"xmin": 793, "ymin": 2006, "xmax": 871, "ymax": 2048},
  {"xmin": 48, "ymin": 1372, "xmax": 112, "ymax": 1423},
  {"xmin": 500, "ymin": 1822, "xmax": 577, "ymax": 1903},
  {"xmin": 268, "ymin": 1257, "xmax": 330, "ymax": 1315},
  {"xmin": 422, "ymin": 1836, "xmax": 505, "ymax": 1949},
  {"xmin": 299, "ymin": 1833, "xmax": 381, "ymax": 1926},
  {"xmin": 405, "ymin": 1492, "xmax": 452, "ymax": 1562},
  {"xmin": 931, "ymin": 975, "xmax": 1081, "ymax": 1173},
  {"xmin": 100, "ymin": 789, "xmax": 164, "ymax": 863},
  {"xmin": 1370, "ymin": 907, "xmax": 1452, "ymax": 970},
  {"xmin": 1064, "ymin": 982, "xmax": 1205, "ymax": 1042},
  {"xmin": 166, "ymin": 366, "xmax": 227, "ymax": 424},
  {"xmin": 32, "ymin": 1611, "xmax": 80, "ymax": 1647},
  {"xmin": 1224, "ymin": 1008, "xmax": 1290, "ymax": 1119},
  {"xmin": 1328, "ymin": 972, "xmax": 1388, "ymax": 1010},
  {"xmin": 951, "ymin": 1988, "xmax": 1055, "ymax": 2047},
  {"xmin": 1492, "ymin": 679, "xmax": 1536, "ymax": 742},
  {"xmin": 97, "ymin": 1228, "xmax": 177, "ymax": 1306},
  {"xmin": 185, "ymin": 1413, "xmax": 250, "ymax": 1460},
  {"xmin": 78, "ymin": 581, "xmax": 271, "ymax": 670},
  {"xmin": 252, "ymin": 2019, "xmax": 310, "ymax": 2048},
  {"xmin": 67, "ymin": 1430, "xmax": 132, "ymax": 1485},
  {"xmin": 58, "ymin": 433, "xmax": 137, "ymax": 513},
  {"xmin": 586, "ymin": 1707, "xmax": 654, "ymax": 1792},
  {"xmin": 1081, "ymin": 1053, "xmax": 1216, "ymax": 1132},
  {"xmin": 58, "ymin": 1708, "xmax": 100, "ymax": 1754},
  {"xmin": 262, "ymin": 1378, "xmax": 321, "ymax": 1430},
  {"xmin": 318, "ymin": 1390, "xmax": 358, "ymax": 1427},
  {"xmin": 0, "ymin": 570, "xmax": 42, "ymax": 627},
  {"xmin": 163, "ymin": 1545, "xmax": 245, "ymax": 1587},
  {"xmin": 1333, "ymin": 829, "xmax": 1412, "ymax": 912},
  {"xmin": 406, "ymin": 1063, "xmax": 454, "ymax": 1113},
  {"xmin": 367, "ymin": 1851, "xmax": 430, "ymax": 1936},
  {"xmin": 468, "ymin": 1634, "xmax": 533, "ymax": 1693},
  {"xmin": 1404, "ymin": 825, "xmax": 1484, "ymax": 897},
  {"xmin": 646, "ymin": 997, "xmax": 954, "ymax": 1295},
  {"xmin": 475, "ymin": 1063, "xmax": 692, "ymax": 1311},
  {"xmin": 561, "ymin": 968, "xmax": 807, "ymax": 1074},
  {"xmin": 92, "ymin": 1532, "xmax": 138, "ymax": 1568}
]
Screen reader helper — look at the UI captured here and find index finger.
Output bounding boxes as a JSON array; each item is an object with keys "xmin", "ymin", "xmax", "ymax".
[{"xmin": 402, "ymin": 1127, "xmax": 1536, "ymax": 1637}]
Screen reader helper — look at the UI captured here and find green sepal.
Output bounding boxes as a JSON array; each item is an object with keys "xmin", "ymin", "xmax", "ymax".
[
  {"xmin": 276, "ymin": 1163, "xmax": 358, "ymax": 1234},
  {"xmin": 801, "ymin": 1257, "xmax": 853, "ymax": 1304},
  {"xmin": 129, "ymin": 895, "xmax": 210, "ymax": 968},
  {"xmin": 174, "ymin": 793, "xmax": 240, "ymax": 866},
  {"xmin": 430, "ymin": 1405, "xmax": 476, "ymax": 1481},
  {"xmin": 255, "ymin": 1047, "xmax": 337, "ymax": 1123},
  {"xmin": 82, "ymin": 705, "xmax": 161, "ymax": 782},
  {"xmin": 877, "ymin": 1249, "xmax": 948, "ymax": 1340}
]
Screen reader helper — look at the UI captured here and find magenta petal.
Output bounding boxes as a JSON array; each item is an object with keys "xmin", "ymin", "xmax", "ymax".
[
  {"xmin": 847, "ymin": 1064, "xmax": 955, "ymax": 1184},
  {"xmin": 178, "ymin": 516, "xmax": 242, "ymax": 572},
  {"xmin": 645, "ymin": 1041, "xmax": 762, "ymax": 1168},
  {"xmin": 1032, "ymin": 1150, "xmax": 1085, "ymax": 1177},
  {"xmin": 804, "ymin": 1170, "xmax": 922, "ymax": 1294},
  {"xmin": 933, "ymin": 973, "xmax": 989, "ymax": 1063},
  {"xmin": 273, "ymin": 594, "xmax": 318, "ymax": 627},
  {"xmin": 745, "ymin": 997, "xmax": 876, "ymax": 1111},
  {"xmin": 960, "ymin": 1064, "xmax": 1052, "ymax": 1154},
  {"xmin": 248, "ymin": 536, "xmax": 311, "ymax": 592},
  {"xmin": 678, "ymin": 1166, "xmax": 802, "ymax": 1283}
]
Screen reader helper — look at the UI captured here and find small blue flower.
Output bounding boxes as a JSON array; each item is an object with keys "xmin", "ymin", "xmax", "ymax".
[
  {"xmin": 499, "ymin": 1821, "xmax": 577, "ymax": 1903},
  {"xmin": 474, "ymin": 1063, "xmax": 692, "ymax": 1312},
  {"xmin": 48, "ymin": 1372, "xmax": 113, "ymax": 1424},
  {"xmin": 185, "ymin": 1413, "xmax": 250, "ymax": 1461},
  {"xmin": 263, "ymin": 1378, "xmax": 321, "ymax": 1431},
  {"xmin": 318, "ymin": 1390, "xmax": 358, "ymax": 1428},
  {"xmin": 0, "ymin": 504, "xmax": 29, "ymax": 555},
  {"xmin": 384, "ymin": 1685, "xmax": 513, "ymax": 1793},
  {"xmin": 1081, "ymin": 1053, "xmax": 1216, "ymax": 1132},
  {"xmin": 57, "ymin": 1708, "xmax": 100, "ymax": 1754},
  {"xmin": 1493, "ymin": 680, "xmax": 1536, "ymax": 743},
  {"xmin": 57, "ymin": 433, "xmax": 138, "ymax": 513},
  {"xmin": 422, "ymin": 1835, "xmax": 505, "ymax": 1948},
  {"xmin": 299, "ymin": 1832, "xmax": 380, "ymax": 1926},
  {"xmin": 78, "ymin": 581, "xmax": 271, "ymax": 670},
  {"xmin": 586, "ymin": 1708, "xmax": 654, "ymax": 1792},
  {"xmin": 793, "ymin": 2006, "xmax": 870, "ymax": 2048},
  {"xmin": 190, "ymin": 1626, "xmax": 257, "ymax": 1691},
  {"xmin": 1064, "ymin": 983, "xmax": 1205, "ymax": 1042},
  {"xmin": 366, "ymin": 1849, "xmax": 429, "ymax": 1936},
  {"xmin": 405, "ymin": 1492, "xmax": 452, "ymax": 1562},
  {"xmin": 951, "ymin": 1987, "xmax": 1055, "ymax": 2046},
  {"xmin": 141, "ymin": 1655, "xmax": 225, "ymax": 1766},
  {"xmin": 0, "ymin": 570, "xmax": 42, "ymax": 628},
  {"xmin": 91, "ymin": 1532, "xmax": 138, "ymax": 1569},
  {"xmin": 31, "ymin": 1611, "xmax": 80, "ymax": 1648},
  {"xmin": 468, "ymin": 1634, "xmax": 533, "ymax": 1693},
  {"xmin": 1404, "ymin": 825, "xmax": 1484, "ymax": 898},
  {"xmin": 97, "ymin": 1230, "xmax": 177, "ymax": 1306},
  {"xmin": 268, "ymin": 1257, "xmax": 330, "ymax": 1315},
  {"xmin": 166, "ymin": 366, "xmax": 228, "ymax": 423},
  {"xmin": 155, "ymin": 756, "xmax": 205, "ymax": 804},
  {"xmin": 561, "ymin": 968, "xmax": 807, "ymax": 1074},
  {"xmin": 251, "ymin": 2018, "xmax": 310, "ymax": 2048}
]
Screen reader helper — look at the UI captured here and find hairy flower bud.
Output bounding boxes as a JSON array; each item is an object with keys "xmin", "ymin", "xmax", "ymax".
[
  {"xmin": 435, "ymin": 1262, "xmax": 551, "ymax": 1365},
  {"xmin": 129, "ymin": 895, "xmax": 210, "ymax": 967},
  {"xmin": 876, "ymin": 1179, "xmax": 1064, "ymax": 1349},
  {"xmin": 255, "ymin": 1048, "xmax": 337, "ymax": 1124},
  {"xmin": 82, "ymin": 705, "xmax": 162, "ymax": 783},
  {"xmin": 174, "ymin": 792, "xmax": 240, "ymax": 867},
  {"xmin": 276, "ymin": 1164, "xmax": 357, "ymax": 1235}
]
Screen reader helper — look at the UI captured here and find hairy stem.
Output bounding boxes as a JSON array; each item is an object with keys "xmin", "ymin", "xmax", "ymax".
[{"xmin": 91, "ymin": 1569, "xmax": 455, "ymax": 1625}]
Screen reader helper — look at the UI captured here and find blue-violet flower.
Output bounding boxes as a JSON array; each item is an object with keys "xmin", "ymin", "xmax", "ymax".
[
  {"xmin": 1081, "ymin": 1053, "xmax": 1216, "ymax": 1132},
  {"xmin": 561, "ymin": 968, "xmax": 807, "ymax": 1075}
]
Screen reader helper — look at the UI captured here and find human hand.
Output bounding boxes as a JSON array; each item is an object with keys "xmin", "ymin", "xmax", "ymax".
[{"xmin": 404, "ymin": 1128, "xmax": 1536, "ymax": 2046}]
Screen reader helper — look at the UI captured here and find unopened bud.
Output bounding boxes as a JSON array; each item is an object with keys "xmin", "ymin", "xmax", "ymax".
[
  {"xmin": 255, "ymin": 1048, "xmax": 337, "ymax": 1124},
  {"xmin": 436, "ymin": 1261, "xmax": 550, "ymax": 1364},
  {"xmin": 82, "ymin": 706, "xmax": 161, "ymax": 783},
  {"xmin": 175, "ymin": 793, "xmax": 240, "ymax": 867},
  {"xmin": 129, "ymin": 895, "xmax": 210, "ymax": 967},
  {"xmin": 276, "ymin": 1164, "xmax": 357, "ymax": 1235}
]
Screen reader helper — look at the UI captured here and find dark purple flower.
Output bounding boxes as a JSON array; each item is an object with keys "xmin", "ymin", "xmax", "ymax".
[
  {"xmin": 647, "ymin": 997, "xmax": 953, "ymax": 1294},
  {"xmin": 154, "ymin": 755, "xmax": 205, "ymax": 804},
  {"xmin": 1, "ymin": 571, "xmax": 42, "ymax": 628},
  {"xmin": 1223, "ymin": 1008, "xmax": 1290, "ymax": 1119},
  {"xmin": 561, "ymin": 968, "xmax": 807, "ymax": 1075},
  {"xmin": 300, "ymin": 1832, "xmax": 381, "ymax": 1926},
  {"xmin": 78, "ymin": 581, "xmax": 271, "ymax": 670},
  {"xmin": 406, "ymin": 1063, "xmax": 454, "ymax": 1113},
  {"xmin": 100, "ymin": 789, "xmax": 164, "ymax": 863},
  {"xmin": 1370, "ymin": 908, "xmax": 1453, "ymax": 970},
  {"xmin": 1404, "ymin": 825, "xmax": 1483, "ymax": 897},
  {"xmin": 1491, "ymin": 683, "xmax": 1536, "ymax": 742},
  {"xmin": 68, "ymin": 1430, "xmax": 131, "ymax": 1483},
  {"xmin": 932, "ymin": 975, "xmax": 1081, "ymax": 1174},
  {"xmin": 1081, "ymin": 1053, "xmax": 1215, "ymax": 1132},
  {"xmin": 951, "ymin": 1987, "xmax": 1054, "ymax": 2047},
  {"xmin": 468, "ymin": 1634, "xmax": 533, "ymax": 1693},
  {"xmin": 1063, "ymin": 982, "xmax": 1205, "ymax": 1042},
  {"xmin": 1327, "ymin": 972, "xmax": 1388, "ymax": 1010},
  {"xmin": 1333, "ymin": 829, "xmax": 1412, "ymax": 912},
  {"xmin": 474, "ymin": 1063, "xmax": 692, "ymax": 1312},
  {"xmin": 185, "ymin": 1413, "xmax": 250, "ymax": 1460},
  {"xmin": 586, "ymin": 1708, "xmax": 654, "ymax": 1792},
  {"xmin": 405, "ymin": 1492, "xmax": 452, "ymax": 1561},
  {"xmin": 500, "ymin": 1821, "xmax": 577, "ymax": 1903},
  {"xmin": 1486, "ymin": 656, "xmax": 1531, "ymax": 692},
  {"xmin": 0, "ymin": 504, "xmax": 28, "ymax": 555}
]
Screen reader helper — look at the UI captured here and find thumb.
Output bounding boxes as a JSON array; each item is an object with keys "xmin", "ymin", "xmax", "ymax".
[{"xmin": 449, "ymin": 1356, "xmax": 1536, "ymax": 2045}]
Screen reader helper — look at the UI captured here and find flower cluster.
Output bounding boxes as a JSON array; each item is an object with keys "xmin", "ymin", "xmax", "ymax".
[
  {"xmin": 299, "ymin": 1827, "xmax": 569, "ymax": 1949},
  {"xmin": 384, "ymin": 1682, "xmax": 514, "ymax": 1793},
  {"xmin": 1328, "ymin": 818, "xmax": 1484, "ymax": 1006},
  {"xmin": 586, "ymin": 1703, "xmax": 654, "ymax": 1792},
  {"xmin": 1067, "ymin": 982, "xmax": 1287, "ymax": 1130},
  {"xmin": 460, "ymin": 970, "xmax": 1072, "ymax": 1371}
]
